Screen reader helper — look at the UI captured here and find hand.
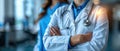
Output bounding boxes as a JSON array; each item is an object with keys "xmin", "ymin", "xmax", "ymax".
[
  {"xmin": 70, "ymin": 34, "xmax": 83, "ymax": 46},
  {"xmin": 70, "ymin": 32, "xmax": 92, "ymax": 46},
  {"xmin": 50, "ymin": 26, "xmax": 61, "ymax": 36},
  {"xmin": 84, "ymin": 32, "xmax": 92, "ymax": 41}
]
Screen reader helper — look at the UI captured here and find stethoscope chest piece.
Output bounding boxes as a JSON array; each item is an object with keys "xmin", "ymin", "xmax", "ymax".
[
  {"xmin": 84, "ymin": 19, "xmax": 91, "ymax": 26},
  {"xmin": 83, "ymin": 4, "xmax": 94, "ymax": 27}
]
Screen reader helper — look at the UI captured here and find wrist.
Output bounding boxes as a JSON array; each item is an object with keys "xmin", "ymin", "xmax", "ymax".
[{"xmin": 70, "ymin": 36, "xmax": 77, "ymax": 46}]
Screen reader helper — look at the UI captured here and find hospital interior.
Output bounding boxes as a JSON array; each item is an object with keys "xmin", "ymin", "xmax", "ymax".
[{"xmin": 0, "ymin": 0, "xmax": 120, "ymax": 51}]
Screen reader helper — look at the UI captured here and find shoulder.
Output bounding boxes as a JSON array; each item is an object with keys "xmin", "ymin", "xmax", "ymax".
[
  {"xmin": 95, "ymin": 5, "xmax": 107, "ymax": 13},
  {"xmin": 50, "ymin": 4, "xmax": 69, "ymax": 18},
  {"xmin": 57, "ymin": 4, "xmax": 69, "ymax": 11},
  {"xmin": 94, "ymin": 5, "xmax": 107, "ymax": 17},
  {"xmin": 53, "ymin": 5, "xmax": 69, "ymax": 16},
  {"xmin": 50, "ymin": 5, "xmax": 69, "ymax": 22},
  {"xmin": 94, "ymin": 5, "xmax": 108, "ymax": 22}
]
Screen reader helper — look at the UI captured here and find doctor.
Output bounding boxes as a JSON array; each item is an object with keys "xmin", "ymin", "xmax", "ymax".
[
  {"xmin": 43, "ymin": 0, "xmax": 109, "ymax": 51},
  {"xmin": 34, "ymin": 0, "xmax": 68, "ymax": 51}
]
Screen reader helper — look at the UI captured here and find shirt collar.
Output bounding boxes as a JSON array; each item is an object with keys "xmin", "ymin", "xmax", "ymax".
[
  {"xmin": 47, "ymin": 2, "xmax": 61, "ymax": 15},
  {"xmin": 72, "ymin": 0, "xmax": 90, "ymax": 10}
]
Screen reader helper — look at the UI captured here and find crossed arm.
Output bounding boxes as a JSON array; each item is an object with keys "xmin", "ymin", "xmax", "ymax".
[
  {"xmin": 50, "ymin": 26, "xmax": 92, "ymax": 46},
  {"xmin": 43, "ymin": 6, "xmax": 108, "ymax": 51}
]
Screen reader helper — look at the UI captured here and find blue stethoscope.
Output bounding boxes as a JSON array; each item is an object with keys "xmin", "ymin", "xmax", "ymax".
[{"xmin": 61, "ymin": 4, "xmax": 94, "ymax": 27}]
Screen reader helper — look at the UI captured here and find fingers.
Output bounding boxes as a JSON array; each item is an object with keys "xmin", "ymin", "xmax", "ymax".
[
  {"xmin": 84, "ymin": 32, "xmax": 93, "ymax": 41},
  {"xmin": 50, "ymin": 28, "xmax": 55, "ymax": 36},
  {"xmin": 50, "ymin": 26, "xmax": 61, "ymax": 36},
  {"xmin": 52, "ymin": 27, "xmax": 60, "ymax": 35},
  {"xmin": 53, "ymin": 27, "xmax": 59, "ymax": 32},
  {"xmin": 51, "ymin": 27, "xmax": 58, "ymax": 34},
  {"xmin": 52, "ymin": 27, "xmax": 61, "ymax": 36},
  {"xmin": 78, "ymin": 34, "xmax": 86, "ymax": 43}
]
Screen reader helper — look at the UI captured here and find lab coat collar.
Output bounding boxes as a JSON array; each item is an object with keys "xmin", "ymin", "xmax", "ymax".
[
  {"xmin": 67, "ymin": 1, "xmax": 93, "ymax": 23},
  {"xmin": 67, "ymin": 3, "xmax": 75, "ymax": 23},
  {"xmin": 75, "ymin": 1, "xmax": 93, "ymax": 23}
]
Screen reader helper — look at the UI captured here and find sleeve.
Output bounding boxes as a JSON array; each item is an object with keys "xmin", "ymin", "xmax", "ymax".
[
  {"xmin": 89, "ymin": 7, "xmax": 109, "ymax": 51},
  {"xmin": 34, "ymin": 24, "xmax": 43, "ymax": 51},
  {"xmin": 43, "ymin": 8, "xmax": 70, "ymax": 51},
  {"xmin": 68, "ymin": 38, "xmax": 72, "ymax": 49}
]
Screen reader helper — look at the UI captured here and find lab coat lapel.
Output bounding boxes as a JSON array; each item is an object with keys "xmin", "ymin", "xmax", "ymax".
[
  {"xmin": 67, "ymin": 3, "xmax": 75, "ymax": 24},
  {"xmin": 75, "ymin": 1, "xmax": 93, "ymax": 23}
]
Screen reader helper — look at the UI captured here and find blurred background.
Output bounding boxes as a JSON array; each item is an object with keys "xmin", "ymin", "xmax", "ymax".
[{"xmin": 0, "ymin": 0, "xmax": 120, "ymax": 51}]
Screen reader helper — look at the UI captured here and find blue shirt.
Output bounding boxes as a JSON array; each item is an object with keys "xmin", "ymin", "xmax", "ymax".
[
  {"xmin": 72, "ymin": 0, "xmax": 89, "ymax": 20},
  {"xmin": 37, "ymin": 2, "xmax": 67, "ymax": 51}
]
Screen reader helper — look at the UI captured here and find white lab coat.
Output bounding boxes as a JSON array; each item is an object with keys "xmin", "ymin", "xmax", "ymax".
[{"xmin": 43, "ymin": 1, "xmax": 109, "ymax": 51}]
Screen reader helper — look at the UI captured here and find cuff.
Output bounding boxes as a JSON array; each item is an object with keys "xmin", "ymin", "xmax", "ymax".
[{"xmin": 68, "ymin": 36, "xmax": 72, "ymax": 49}]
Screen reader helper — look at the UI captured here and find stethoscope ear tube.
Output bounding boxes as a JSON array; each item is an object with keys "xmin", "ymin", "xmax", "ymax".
[{"xmin": 84, "ymin": 4, "xmax": 94, "ymax": 26}]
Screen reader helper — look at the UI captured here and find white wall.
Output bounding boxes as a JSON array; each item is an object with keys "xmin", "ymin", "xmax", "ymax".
[
  {"xmin": 15, "ymin": 0, "xmax": 24, "ymax": 30},
  {"xmin": 8, "ymin": 0, "xmax": 14, "ymax": 17},
  {"xmin": 34, "ymin": 0, "xmax": 44, "ymax": 19},
  {"xmin": 0, "ymin": 0, "xmax": 4, "ymax": 23}
]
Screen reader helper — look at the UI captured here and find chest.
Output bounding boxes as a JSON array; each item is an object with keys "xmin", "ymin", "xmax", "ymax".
[{"xmin": 57, "ymin": 12, "xmax": 96, "ymax": 36}]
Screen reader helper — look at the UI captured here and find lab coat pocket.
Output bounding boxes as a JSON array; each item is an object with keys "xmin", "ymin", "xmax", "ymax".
[
  {"xmin": 78, "ymin": 21, "xmax": 93, "ymax": 34},
  {"xmin": 83, "ymin": 26, "xmax": 93, "ymax": 34}
]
